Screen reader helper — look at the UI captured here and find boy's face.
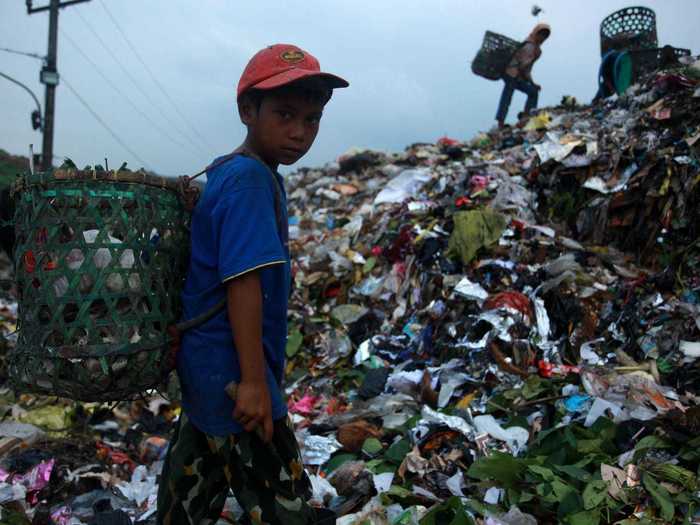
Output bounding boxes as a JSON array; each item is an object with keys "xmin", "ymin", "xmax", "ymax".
[{"xmin": 240, "ymin": 89, "xmax": 325, "ymax": 167}]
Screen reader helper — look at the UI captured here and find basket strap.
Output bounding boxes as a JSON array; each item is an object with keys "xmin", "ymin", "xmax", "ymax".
[
  {"xmin": 175, "ymin": 297, "xmax": 226, "ymax": 332},
  {"xmin": 174, "ymin": 147, "xmax": 286, "ymax": 334}
]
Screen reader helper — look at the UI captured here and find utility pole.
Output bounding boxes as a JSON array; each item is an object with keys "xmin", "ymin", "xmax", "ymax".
[{"xmin": 27, "ymin": 0, "xmax": 91, "ymax": 170}]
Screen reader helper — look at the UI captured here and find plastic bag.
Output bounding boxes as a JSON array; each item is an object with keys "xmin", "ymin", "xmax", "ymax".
[{"xmin": 374, "ymin": 168, "xmax": 432, "ymax": 205}]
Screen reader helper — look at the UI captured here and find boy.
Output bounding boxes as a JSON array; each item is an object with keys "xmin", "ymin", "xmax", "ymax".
[
  {"xmin": 157, "ymin": 44, "xmax": 348, "ymax": 525},
  {"xmin": 495, "ymin": 23, "xmax": 551, "ymax": 128}
]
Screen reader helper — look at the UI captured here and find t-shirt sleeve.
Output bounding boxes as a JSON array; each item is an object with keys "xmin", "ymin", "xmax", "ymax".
[{"xmin": 214, "ymin": 185, "xmax": 286, "ymax": 283}]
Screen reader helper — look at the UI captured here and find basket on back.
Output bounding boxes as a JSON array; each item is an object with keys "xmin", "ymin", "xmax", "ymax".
[
  {"xmin": 471, "ymin": 31, "xmax": 521, "ymax": 81},
  {"xmin": 9, "ymin": 168, "xmax": 190, "ymax": 401},
  {"xmin": 628, "ymin": 46, "xmax": 691, "ymax": 80},
  {"xmin": 600, "ymin": 6, "xmax": 657, "ymax": 56}
]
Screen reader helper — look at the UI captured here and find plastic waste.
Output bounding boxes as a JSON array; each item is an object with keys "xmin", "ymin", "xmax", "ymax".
[
  {"xmin": 473, "ymin": 415, "xmax": 529, "ymax": 455},
  {"xmin": 485, "ymin": 506, "xmax": 538, "ymax": 525},
  {"xmin": 454, "ymin": 277, "xmax": 488, "ymax": 303},
  {"xmin": 332, "ymin": 304, "xmax": 369, "ymax": 324},
  {"xmin": 0, "ymin": 422, "xmax": 45, "ymax": 450},
  {"xmin": 18, "ymin": 405, "xmax": 73, "ymax": 431},
  {"xmin": 533, "ymin": 132, "xmax": 582, "ymax": 163},
  {"xmin": 373, "ymin": 168, "xmax": 432, "ymax": 205},
  {"xmin": 3, "ymin": 458, "xmax": 54, "ymax": 505},
  {"xmin": 0, "ymin": 481, "xmax": 26, "ymax": 504},
  {"xmin": 309, "ymin": 474, "xmax": 338, "ymax": 506},
  {"xmin": 523, "ymin": 111, "xmax": 551, "ymax": 131},
  {"xmin": 445, "ymin": 471, "xmax": 466, "ymax": 497},
  {"xmin": 679, "ymin": 340, "xmax": 700, "ymax": 362},
  {"xmin": 484, "ymin": 486, "xmax": 504, "ymax": 504},
  {"xmin": 116, "ymin": 465, "xmax": 157, "ymax": 506},
  {"xmin": 414, "ymin": 406, "xmax": 474, "ymax": 440},
  {"xmin": 299, "ymin": 433, "xmax": 342, "ymax": 465}
]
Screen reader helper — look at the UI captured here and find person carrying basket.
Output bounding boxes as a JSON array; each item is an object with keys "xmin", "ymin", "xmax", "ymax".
[
  {"xmin": 496, "ymin": 23, "xmax": 551, "ymax": 128},
  {"xmin": 157, "ymin": 44, "xmax": 348, "ymax": 525}
]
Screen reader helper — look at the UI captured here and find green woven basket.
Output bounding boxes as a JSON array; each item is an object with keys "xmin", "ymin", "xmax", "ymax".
[{"xmin": 9, "ymin": 168, "xmax": 190, "ymax": 401}]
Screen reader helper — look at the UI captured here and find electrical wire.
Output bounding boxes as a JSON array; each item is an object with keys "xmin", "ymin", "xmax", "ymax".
[
  {"xmin": 0, "ymin": 46, "xmax": 45, "ymax": 61},
  {"xmin": 60, "ymin": 29, "xmax": 199, "ymax": 158},
  {"xmin": 99, "ymin": 0, "xmax": 214, "ymax": 154},
  {"xmin": 72, "ymin": 8, "xmax": 208, "ymax": 158},
  {"xmin": 62, "ymin": 76, "xmax": 151, "ymax": 169}
]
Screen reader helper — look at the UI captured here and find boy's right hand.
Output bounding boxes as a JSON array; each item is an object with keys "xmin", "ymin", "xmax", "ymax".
[{"xmin": 232, "ymin": 379, "xmax": 274, "ymax": 442}]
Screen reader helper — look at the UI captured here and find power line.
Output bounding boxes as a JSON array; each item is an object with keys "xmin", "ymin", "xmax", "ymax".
[
  {"xmin": 98, "ymin": 0, "xmax": 214, "ymax": 154},
  {"xmin": 71, "ymin": 7, "xmax": 208, "ymax": 157},
  {"xmin": 60, "ymin": 29, "xmax": 197, "ymax": 157},
  {"xmin": 62, "ymin": 76, "xmax": 151, "ymax": 169},
  {"xmin": 0, "ymin": 46, "xmax": 46, "ymax": 61}
]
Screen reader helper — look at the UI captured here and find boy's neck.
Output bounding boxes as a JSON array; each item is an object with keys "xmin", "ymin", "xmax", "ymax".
[{"xmin": 241, "ymin": 137, "xmax": 279, "ymax": 172}]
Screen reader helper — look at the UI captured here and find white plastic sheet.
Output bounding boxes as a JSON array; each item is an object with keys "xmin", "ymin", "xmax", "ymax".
[
  {"xmin": 309, "ymin": 474, "xmax": 337, "ymax": 505},
  {"xmin": 116, "ymin": 465, "xmax": 157, "ymax": 507},
  {"xmin": 533, "ymin": 133, "xmax": 581, "ymax": 163},
  {"xmin": 374, "ymin": 168, "xmax": 433, "ymax": 205},
  {"xmin": 680, "ymin": 340, "xmax": 700, "ymax": 361},
  {"xmin": 584, "ymin": 398, "xmax": 623, "ymax": 427},
  {"xmin": 300, "ymin": 434, "xmax": 342, "ymax": 465},
  {"xmin": 446, "ymin": 471, "xmax": 466, "ymax": 497},
  {"xmin": 454, "ymin": 277, "xmax": 488, "ymax": 303},
  {"xmin": 373, "ymin": 472, "xmax": 394, "ymax": 493},
  {"xmin": 474, "ymin": 415, "xmax": 529, "ymax": 455},
  {"xmin": 420, "ymin": 406, "xmax": 474, "ymax": 439},
  {"xmin": 583, "ymin": 163, "xmax": 638, "ymax": 194}
]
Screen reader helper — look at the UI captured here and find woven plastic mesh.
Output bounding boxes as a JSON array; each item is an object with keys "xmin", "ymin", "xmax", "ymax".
[
  {"xmin": 9, "ymin": 169, "xmax": 190, "ymax": 401},
  {"xmin": 472, "ymin": 31, "xmax": 521, "ymax": 81},
  {"xmin": 629, "ymin": 47, "xmax": 692, "ymax": 80},
  {"xmin": 600, "ymin": 6, "xmax": 658, "ymax": 56}
]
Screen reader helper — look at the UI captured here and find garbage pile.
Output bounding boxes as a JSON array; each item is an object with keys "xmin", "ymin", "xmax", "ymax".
[
  {"xmin": 279, "ymin": 57, "xmax": 700, "ymax": 524},
  {"xmin": 1, "ymin": 57, "xmax": 700, "ymax": 524}
]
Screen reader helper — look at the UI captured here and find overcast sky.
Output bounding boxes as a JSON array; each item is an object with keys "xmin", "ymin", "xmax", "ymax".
[{"xmin": 1, "ymin": 1, "xmax": 699, "ymax": 176}]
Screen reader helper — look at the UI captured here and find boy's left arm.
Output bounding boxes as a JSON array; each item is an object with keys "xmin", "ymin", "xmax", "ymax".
[
  {"xmin": 227, "ymin": 270, "xmax": 274, "ymax": 442},
  {"xmin": 214, "ymin": 176, "xmax": 288, "ymax": 443}
]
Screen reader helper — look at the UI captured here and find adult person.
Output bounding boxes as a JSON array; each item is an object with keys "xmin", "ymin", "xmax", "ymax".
[{"xmin": 496, "ymin": 23, "xmax": 551, "ymax": 128}]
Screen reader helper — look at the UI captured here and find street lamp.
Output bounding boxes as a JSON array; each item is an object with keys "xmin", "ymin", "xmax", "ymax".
[{"xmin": 0, "ymin": 71, "xmax": 44, "ymax": 131}]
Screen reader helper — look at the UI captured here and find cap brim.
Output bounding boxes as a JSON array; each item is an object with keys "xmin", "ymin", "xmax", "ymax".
[{"xmin": 250, "ymin": 68, "xmax": 349, "ymax": 93}]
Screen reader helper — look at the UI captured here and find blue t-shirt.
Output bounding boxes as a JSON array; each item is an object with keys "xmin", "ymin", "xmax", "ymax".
[{"xmin": 177, "ymin": 154, "xmax": 290, "ymax": 436}]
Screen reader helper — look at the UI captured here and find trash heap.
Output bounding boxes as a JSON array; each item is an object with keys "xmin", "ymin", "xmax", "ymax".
[{"xmin": 1, "ymin": 58, "xmax": 700, "ymax": 524}]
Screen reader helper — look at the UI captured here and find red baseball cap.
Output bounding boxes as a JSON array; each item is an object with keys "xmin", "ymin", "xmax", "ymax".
[{"xmin": 237, "ymin": 44, "xmax": 349, "ymax": 99}]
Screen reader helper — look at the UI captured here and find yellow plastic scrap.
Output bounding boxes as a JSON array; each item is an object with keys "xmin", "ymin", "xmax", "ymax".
[
  {"xmin": 18, "ymin": 405, "xmax": 74, "ymax": 432},
  {"xmin": 659, "ymin": 164, "xmax": 673, "ymax": 196},
  {"xmin": 414, "ymin": 219, "xmax": 439, "ymax": 243},
  {"xmin": 524, "ymin": 111, "xmax": 551, "ymax": 131},
  {"xmin": 456, "ymin": 391, "xmax": 477, "ymax": 409}
]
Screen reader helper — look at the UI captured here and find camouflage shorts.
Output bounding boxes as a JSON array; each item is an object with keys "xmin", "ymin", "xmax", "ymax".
[{"xmin": 156, "ymin": 413, "xmax": 316, "ymax": 525}]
